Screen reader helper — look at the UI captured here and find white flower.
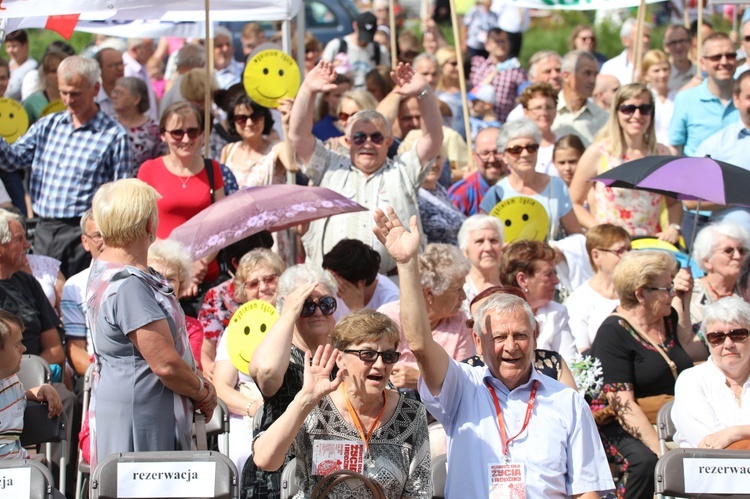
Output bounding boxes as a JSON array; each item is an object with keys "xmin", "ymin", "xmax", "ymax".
[{"xmin": 569, "ymin": 353, "xmax": 603, "ymax": 399}]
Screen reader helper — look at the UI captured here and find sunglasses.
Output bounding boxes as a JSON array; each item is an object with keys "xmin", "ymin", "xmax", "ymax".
[
  {"xmin": 706, "ymin": 328, "xmax": 750, "ymax": 346},
  {"xmin": 578, "ymin": 36, "xmax": 596, "ymax": 42},
  {"xmin": 300, "ymin": 296, "xmax": 337, "ymax": 317},
  {"xmin": 338, "ymin": 112, "xmax": 352, "ymax": 123},
  {"xmin": 165, "ymin": 127, "xmax": 201, "ymax": 140},
  {"xmin": 505, "ymin": 144, "xmax": 540, "ymax": 155},
  {"xmin": 665, "ymin": 38, "xmax": 690, "ymax": 47},
  {"xmin": 344, "ymin": 349, "xmax": 401, "ymax": 364},
  {"xmin": 234, "ymin": 112, "xmax": 263, "ymax": 127},
  {"xmin": 704, "ymin": 52, "xmax": 738, "ymax": 62},
  {"xmin": 351, "ymin": 131, "xmax": 385, "ymax": 146},
  {"xmin": 618, "ymin": 104, "xmax": 654, "ymax": 116},
  {"xmin": 597, "ymin": 246, "xmax": 632, "ymax": 257},
  {"xmin": 244, "ymin": 274, "xmax": 279, "ymax": 290},
  {"xmin": 745, "ymin": 35, "xmax": 750, "ymax": 43},
  {"xmin": 718, "ymin": 246, "xmax": 748, "ymax": 257}
]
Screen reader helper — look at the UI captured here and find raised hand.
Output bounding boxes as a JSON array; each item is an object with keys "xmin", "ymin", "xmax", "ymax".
[
  {"xmin": 391, "ymin": 62, "xmax": 428, "ymax": 98},
  {"xmin": 303, "ymin": 60, "xmax": 339, "ymax": 94},
  {"xmin": 280, "ymin": 282, "xmax": 317, "ymax": 318},
  {"xmin": 373, "ymin": 206, "xmax": 421, "ymax": 264},
  {"xmin": 277, "ymin": 97, "xmax": 294, "ymax": 126},
  {"xmin": 673, "ymin": 267, "xmax": 693, "ymax": 299},
  {"xmin": 301, "ymin": 345, "xmax": 344, "ymax": 403}
]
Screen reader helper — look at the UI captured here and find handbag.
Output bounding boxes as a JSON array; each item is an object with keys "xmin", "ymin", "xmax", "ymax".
[{"xmin": 310, "ymin": 469, "xmax": 386, "ymax": 499}]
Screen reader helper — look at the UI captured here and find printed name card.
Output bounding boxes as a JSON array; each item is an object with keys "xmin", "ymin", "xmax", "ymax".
[
  {"xmin": 684, "ymin": 458, "xmax": 750, "ymax": 494},
  {"xmin": 488, "ymin": 463, "xmax": 526, "ymax": 498},
  {"xmin": 117, "ymin": 462, "xmax": 216, "ymax": 498},
  {"xmin": 313, "ymin": 440, "xmax": 365, "ymax": 475},
  {"xmin": 0, "ymin": 467, "xmax": 30, "ymax": 499}
]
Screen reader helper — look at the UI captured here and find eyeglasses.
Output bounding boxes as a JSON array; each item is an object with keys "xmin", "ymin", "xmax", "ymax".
[
  {"xmin": 234, "ymin": 112, "xmax": 263, "ymax": 127},
  {"xmin": 338, "ymin": 112, "xmax": 353, "ymax": 123},
  {"xmin": 83, "ymin": 232, "xmax": 103, "ymax": 242},
  {"xmin": 300, "ymin": 296, "xmax": 337, "ymax": 317},
  {"xmin": 665, "ymin": 38, "xmax": 690, "ymax": 47},
  {"xmin": 527, "ymin": 105, "xmax": 555, "ymax": 113},
  {"xmin": 706, "ymin": 328, "xmax": 750, "ymax": 346},
  {"xmin": 475, "ymin": 150, "xmax": 503, "ymax": 162},
  {"xmin": 744, "ymin": 36, "xmax": 750, "ymax": 43},
  {"xmin": 505, "ymin": 144, "xmax": 540, "ymax": 155},
  {"xmin": 244, "ymin": 274, "xmax": 279, "ymax": 290},
  {"xmin": 597, "ymin": 246, "xmax": 631, "ymax": 257},
  {"xmin": 703, "ymin": 52, "xmax": 738, "ymax": 62},
  {"xmin": 344, "ymin": 349, "xmax": 401, "ymax": 364},
  {"xmin": 718, "ymin": 246, "xmax": 748, "ymax": 257},
  {"xmin": 618, "ymin": 104, "xmax": 654, "ymax": 116},
  {"xmin": 165, "ymin": 128, "xmax": 202, "ymax": 140},
  {"xmin": 645, "ymin": 283, "xmax": 675, "ymax": 294},
  {"xmin": 351, "ymin": 131, "xmax": 385, "ymax": 146}
]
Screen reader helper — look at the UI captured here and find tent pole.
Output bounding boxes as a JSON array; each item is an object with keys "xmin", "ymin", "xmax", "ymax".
[
  {"xmin": 282, "ymin": 19, "xmax": 291, "ymax": 55},
  {"xmin": 204, "ymin": 0, "xmax": 212, "ymax": 158},
  {"xmin": 296, "ymin": 0, "xmax": 306, "ymax": 72}
]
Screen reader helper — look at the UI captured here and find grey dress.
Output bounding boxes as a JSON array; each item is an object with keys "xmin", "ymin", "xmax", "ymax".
[{"xmin": 87, "ymin": 260, "xmax": 195, "ymax": 466}]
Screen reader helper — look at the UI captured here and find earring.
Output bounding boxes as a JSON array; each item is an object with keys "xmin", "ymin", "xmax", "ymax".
[
  {"xmin": 149, "ymin": 235, "xmax": 155, "ymax": 243},
  {"xmin": 524, "ymin": 287, "xmax": 529, "ymax": 293}
]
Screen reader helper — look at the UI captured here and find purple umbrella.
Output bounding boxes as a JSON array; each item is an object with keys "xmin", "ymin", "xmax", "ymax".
[{"xmin": 170, "ymin": 184, "xmax": 366, "ymax": 260}]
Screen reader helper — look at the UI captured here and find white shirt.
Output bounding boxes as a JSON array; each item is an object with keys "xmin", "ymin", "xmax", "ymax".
[
  {"xmin": 654, "ymin": 90, "xmax": 676, "ymax": 146},
  {"xmin": 95, "ymin": 86, "xmax": 116, "ymax": 118},
  {"xmin": 7, "ymin": 58, "xmax": 37, "ymax": 102},
  {"xmin": 672, "ymin": 357, "xmax": 750, "ymax": 448},
  {"xmin": 419, "ymin": 360, "xmax": 614, "ymax": 498},
  {"xmin": 506, "ymin": 103, "xmax": 524, "ymax": 122},
  {"xmin": 321, "ymin": 36, "xmax": 391, "ymax": 89},
  {"xmin": 333, "ymin": 273, "xmax": 400, "ymax": 321},
  {"xmin": 61, "ymin": 266, "xmax": 93, "ymax": 356},
  {"xmin": 535, "ymin": 301, "xmax": 577, "ymax": 365},
  {"xmin": 600, "ymin": 50, "xmax": 635, "ymax": 86},
  {"xmin": 564, "ymin": 280, "xmax": 619, "ymax": 352},
  {"xmin": 215, "ymin": 59, "xmax": 245, "ymax": 90}
]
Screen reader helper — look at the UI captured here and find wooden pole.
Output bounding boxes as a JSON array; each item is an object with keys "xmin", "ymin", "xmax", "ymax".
[
  {"xmin": 448, "ymin": 0, "xmax": 473, "ymax": 171},
  {"xmin": 389, "ymin": 0, "xmax": 397, "ymax": 69},
  {"xmin": 684, "ymin": 2, "xmax": 690, "ymax": 29},
  {"xmin": 697, "ymin": 0, "xmax": 704, "ymax": 62},
  {"xmin": 204, "ymin": 0, "xmax": 212, "ymax": 159},
  {"xmin": 632, "ymin": 0, "xmax": 647, "ymax": 83}
]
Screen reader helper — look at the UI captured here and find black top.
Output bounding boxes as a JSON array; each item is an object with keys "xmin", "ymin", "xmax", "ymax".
[
  {"xmin": 0, "ymin": 271, "xmax": 58, "ymax": 355},
  {"xmin": 591, "ymin": 308, "xmax": 693, "ymax": 398}
]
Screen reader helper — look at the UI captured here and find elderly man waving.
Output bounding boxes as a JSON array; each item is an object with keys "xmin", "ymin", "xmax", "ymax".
[
  {"xmin": 289, "ymin": 60, "xmax": 443, "ymax": 275},
  {"xmin": 374, "ymin": 206, "xmax": 615, "ymax": 498}
]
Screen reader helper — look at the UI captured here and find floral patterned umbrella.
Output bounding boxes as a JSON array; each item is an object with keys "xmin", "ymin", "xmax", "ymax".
[{"xmin": 170, "ymin": 184, "xmax": 366, "ymax": 260}]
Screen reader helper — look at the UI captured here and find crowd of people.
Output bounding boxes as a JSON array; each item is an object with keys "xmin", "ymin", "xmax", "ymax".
[{"xmin": 3, "ymin": 1, "xmax": 750, "ymax": 498}]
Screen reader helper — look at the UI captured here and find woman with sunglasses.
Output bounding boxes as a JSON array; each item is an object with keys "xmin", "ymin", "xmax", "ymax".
[
  {"xmin": 569, "ymin": 83, "xmax": 682, "ymax": 243},
  {"xmin": 324, "ymin": 89, "xmax": 378, "ymax": 155},
  {"xmin": 689, "ymin": 222, "xmax": 750, "ymax": 328},
  {"xmin": 253, "ymin": 309, "xmax": 431, "ymax": 498},
  {"xmin": 479, "ymin": 119, "xmax": 582, "ymax": 241},
  {"xmin": 591, "ymin": 250, "xmax": 703, "ymax": 499},
  {"xmin": 137, "ymin": 101, "xmax": 226, "ymax": 299},
  {"xmin": 673, "ymin": 296, "xmax": 750, "ymax": 449},
  {"xmin": 245, "ymin": 264, "xmax": 339, "ymax": 497}
]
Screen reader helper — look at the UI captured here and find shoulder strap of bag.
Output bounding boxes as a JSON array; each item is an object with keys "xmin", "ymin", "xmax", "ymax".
[
  {"xmin": 203, "ymin": 158, "xmax": 215, "ymax": 203},
  {"xmin": 610, "ymin": 313, "xmax": 678, "ymax": 380},
  {"xmin": 337, "ymin": 37, "xmax": 348, "ymax": 56},
  {"xmin": 373, "ymin": 41, "xmax": 381, "ymax": 66}
]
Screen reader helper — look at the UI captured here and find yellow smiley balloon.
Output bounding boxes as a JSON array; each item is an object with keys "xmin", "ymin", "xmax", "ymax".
[
  {"xmin": 0, "ymin": 98, "xmax": 29, "ymax": 144},
  {"xmin": 40, "ymin": 100, "xmax": 66, "ymax": 118},
  {"xmin": 244, "ymin": 48, "xmax": 301, "ymax": 108},
  {"xmin": 489, "ymin": 196, "xmax": 550, "ymax": 243},
  {"xmin": 226, "ymin": 299, "xmax": 279, "ymax": 374}
]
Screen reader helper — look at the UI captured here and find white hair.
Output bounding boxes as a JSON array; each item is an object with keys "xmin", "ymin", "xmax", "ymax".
[
  {"xmin": 693, "ymin": 222, "xmax": 750, "ymax": 272},
  {"xmin": 458, "ymin": 215, "xmax": 504, "ymax": 251},
  {"xmin": 496, "ymin": 119, "xmax": 541, "ymax": 151},
  {"xmin": 473, "ymin": 293, "xmax": 536, "ymax": 336},
  {"xmin": 276, "ymin": 264, "xmax": 338, "ymax": 311},
  {"xmin": 700, "ymin": 296, "xmax": 750, "ymax": 335},
  {"xmin": 0, "ymin": 211, "xmax": 22, "ymax": 245}
]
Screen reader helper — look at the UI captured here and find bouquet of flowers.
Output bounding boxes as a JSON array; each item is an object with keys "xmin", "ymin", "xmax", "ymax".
[{"xmin": 568, "ymin": 353, "xmax": 603, "ymax": 401}]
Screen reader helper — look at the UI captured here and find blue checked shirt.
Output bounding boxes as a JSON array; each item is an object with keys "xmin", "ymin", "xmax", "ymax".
[{"xmin": 0, "ymin": 110, "xmax": 132, "ymax": 218}]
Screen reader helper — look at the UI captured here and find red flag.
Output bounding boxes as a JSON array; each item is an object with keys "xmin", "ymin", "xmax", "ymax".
[{"xmin": 45, "ymin": 14, "xmax": 80, "ymax": 39}]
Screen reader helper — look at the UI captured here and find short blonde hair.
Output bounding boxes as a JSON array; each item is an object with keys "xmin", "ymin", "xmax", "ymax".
[
  {"xmin": 148, "ymin": 239, "xmax": 193, "ymax": 289},
  {"xmin": 640, "ymin": 49, "xmax": 670, "ymax": 84},
  {"xmin": 93, "ymin": 179, "xmax": 161, "ymax": 248},
  {"xmin": 613, "ymin": 250, "xmax": 677, "ymax": 309},
  {"xmin": 234, "ymin": 248, "xmax": 285, "ymax": 302},
  {"xmin": 330, "ymin": 309, "xmax": 400, "ymax": 351},
  {"xmin": 338, "ymin": 89, "xmax": 378, "ymax": 115}
]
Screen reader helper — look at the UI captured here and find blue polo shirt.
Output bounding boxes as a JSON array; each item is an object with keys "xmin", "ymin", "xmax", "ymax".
[
  {"xmin": 694, "ymin": 120, "xmax": 750, "ymax": 169},
  {"xmin": 669, "ymin": 80, "xmax": 738, "ymax": 157}
]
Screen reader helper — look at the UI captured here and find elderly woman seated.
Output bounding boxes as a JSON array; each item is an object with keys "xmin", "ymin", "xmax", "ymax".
[
  {"xmin": 690, "ymin": 222, "xmax": 750, "ymax": 327},
  {"xmin": 673, "ymin": 296, "xmax": 750, "ymax": 449},
  {"xmin": 378, "ymin": 243, "xmax": 473, "ymax": 390}
]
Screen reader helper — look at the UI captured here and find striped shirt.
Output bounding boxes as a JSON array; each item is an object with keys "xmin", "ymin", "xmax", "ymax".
[
  {"xmin": 0, "ymin": 375, "xmax": 28, "ymax": 460},
  {"xmin": 469, "ymin": 56, "xmax": 527, "ymax": 123},
  {"xmin": 0, "ymin": 110, "xmax": 133, "ymax": 218}
]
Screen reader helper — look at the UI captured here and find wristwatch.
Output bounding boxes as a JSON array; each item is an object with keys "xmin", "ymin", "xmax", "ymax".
[
  {"xmin": 668, "ymin": 223, "xmax": 681, "ymax": 232},
  {"xmin": 417, "ymin": 85, "xmax": 430, "ymax": 100}
]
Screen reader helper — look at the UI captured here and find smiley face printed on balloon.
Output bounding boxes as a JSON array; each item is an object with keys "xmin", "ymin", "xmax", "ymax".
[
  {"xmin": 243, "ymin": 48, "xmax": 301, "ymax": 108},
  {"xmin": 489, "ymin": 196, "xmax": 550, "ymax": 243},
  {"xmin": 0, "ymin": 98, "xmax": 29, "ymax": 144},
  {"xmin": 226, "ymin": 299, "xmax": 279, "ymax": 374}
]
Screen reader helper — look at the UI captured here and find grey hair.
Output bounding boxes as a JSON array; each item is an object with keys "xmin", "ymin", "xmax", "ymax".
[
  {"xmin": 496, "ymin": 119, "xmax": 541, "ymax": 151},
  {"xmin": 116, "ymin": 76, "xmax": 150, "ymax": 114},
  {"xmin": 418, "ymin": 243, "xmax": 471, "ymax": 295},
  {"xmin": 561, "ymin": 50, "xmax": 597, "ymax": 75},
  {"xmin": 528, "ymin": 50, "xmax": 561, "ymax": 79},
  {"xmin": 276, "ymin": 264, "xmax": 338, "ymax": 311},
  {"xmin": 345, "ymin": 109, "xmax": 392, "ymax": 137},
  {"xmin": 700, "ymin": 296, "xmax": 750, "ymax": 336},
  {"xmin": 214, "ymin": 26, "xmax": 233, "ymax": 40},
  {"xmin": 175, "ymin": 43, "xmax": 206, "ymax": 69},
  {"xmin": 413, "ymin": 52, "xmax": 438, "ymax": 68},
  {"xmin": 234, "ymin": 248, "xmax": 286, "ymax": 302},
  {"xmin": 59, "ymin": 56, "xmax": 101, "ymax": 86},
  {"xmin": 148, "ymin": 239, "xmax": 193, "ymax": 288},
  {"xmin": 693, "ymin": 222, "xmax": 750, "ymax": 272},
  {"xmin": 0, "ymin": 210, "xmax": 23, "ymax": 245},
  {"xmin": 457, "ymin": 214, "xmax": 504, "ymax": 252},
  {"xmin": 127, "ymin": 38, "xmax": 150, "ymax": 50},
  {"xmin": 621, "ymin": 18, "xmax": 650, "ymax": 39},
  {"xmin": 79, "ymin": 209, "xmax": 95, "ymax": 233},
  {"xmin": 473, "ymin": 293, "xmax": 536, "ymax": 336}
]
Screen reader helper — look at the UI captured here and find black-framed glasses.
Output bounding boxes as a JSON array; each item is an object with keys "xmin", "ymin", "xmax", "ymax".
[
  {"xmin": 344, "ymin": 349, "xmax": 401, "ymax": 364},
  {"xmin": 234, "ymin": 112, "xmax": 263, "ymax": 127},
  {"xmin": 597, "ymin": 246, "xmax": 632, "ymax": 257},
  {"xmin": 744, "ymin": 35, "xmax": 750, "ymax": 43},
  {"xmin": 645, "ymin": 283, "xmax": 675, "ymax": 294},
  {"xmin": 165, "ymin": 127, "xmax": 201, "ymax": 140},
  {"xmin": 475, "ymin": 150, "xmax": 503, "ymax": 162},
  {"xmin": 665, "ymin": 38, "xmax": 690, "ymax": 47},
  {"xmin": 706, "ymin": 328, "xmax": 750, "ymax": 346},
  {"xmin": 351, "ymin": 131, "xmax": 385, "ymax": 146},
  {"xmin": 83, "ymin": 232, "xmax": 103, "ymax": 242},
  {"xmin": 300, "ymin": 296, "xmax": 337, "ymax": 317},
  {"xmin": 505, "ymin": 144, "xmax": 540, "ymax": 155},
  {"xmin": 618, "ymin": 104, "xmax": 654, "ymax": 116},
  {"xmin": 704, "ymin": 52, "xmax": 738, "ymax": 62},
  {"xmin": 244, "ymin": 274, "xmax": 279, "ymax": 290},
  {"xmin": 718, "ymin": 246, "xmax": 748, "ymax": 257}
]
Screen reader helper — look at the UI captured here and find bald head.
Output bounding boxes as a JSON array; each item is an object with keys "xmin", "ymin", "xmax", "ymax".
[{"xmin": 593, "ymin": 74, "xmax": 620, "ymax": 111}]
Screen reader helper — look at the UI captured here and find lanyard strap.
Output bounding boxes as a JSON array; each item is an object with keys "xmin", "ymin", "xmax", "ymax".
[
  {"xmin": 341, "ymin": 382, "xmax": 387, "ymax": 451},
  {"xmin": 485, "ymin": 379, "xmax": 539, "ymax": 458}
]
